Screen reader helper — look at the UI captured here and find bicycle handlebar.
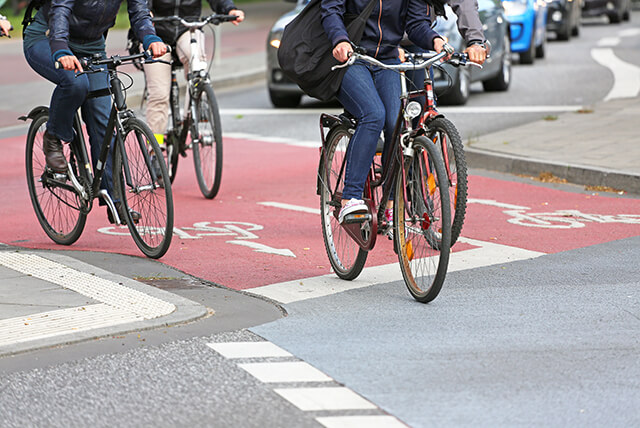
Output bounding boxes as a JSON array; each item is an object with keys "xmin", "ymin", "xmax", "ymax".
[
  {"xmin": 152, "ymin": 13, "xmax": 238, "ymax": 28},
  {"xmin": 54, "ymin": 47, "xmax": 172, "ymax": 72},
  {"xmin": 331, "ymin": 50, "xmax": 482, "ymax": 72}
]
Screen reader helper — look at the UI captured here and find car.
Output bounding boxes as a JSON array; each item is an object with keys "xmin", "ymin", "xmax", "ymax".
[
  {"xmin": 502, "ymin": 0, "xmax": 548, "ymax": 64},
  {"xmin": 581, "ymin": 0, "xmax": 631, "ymax": 23},
  {"xmin": 266, "ymin": 0, "xmax": 308, "ymax": 108},
  {"xmin": 545, "ymin": 0, "xmax": 581, "ymax": 40},
  {"xmin": 431, "ymin": 0, "xmax": 512, "ymax": 105}
]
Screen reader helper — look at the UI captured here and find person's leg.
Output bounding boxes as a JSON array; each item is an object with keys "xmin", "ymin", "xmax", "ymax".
[
  {"xmin": 143, "ymin": 52, "xmax": 172, "ymax": 145},
  {"xmin": 336, "ymin": 62, "xmax": 386, "ymax": 202},
  {"xmin": 175, "ymin": 30, "xmax": 206, "ymax": 119},
  {"xmin": 24, "ymin": 39, "xmax": 90, "ymax": 171}
]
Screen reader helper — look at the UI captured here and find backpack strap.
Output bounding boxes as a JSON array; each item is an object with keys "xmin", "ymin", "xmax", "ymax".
[{"xmin": 22, "ymin": 0, "xmax": 45, "ymax": 36}]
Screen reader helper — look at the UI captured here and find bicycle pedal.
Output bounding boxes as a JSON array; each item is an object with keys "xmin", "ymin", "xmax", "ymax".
[{"xmin": 343, "ymin": 213, "xmax": 372, "ymax": 224}]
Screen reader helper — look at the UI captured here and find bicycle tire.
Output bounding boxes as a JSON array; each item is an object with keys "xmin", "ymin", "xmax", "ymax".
[
  {"xmin": 394, "ymin": 136, "xmax": 451, "ymax": 303},
  {"xmin": 25, "ymin": 111, "xmax": 87, "ymax": 245},
  {"xmin": 191, "ymin": 83, "xmax": 223, "ymax": 199},
  {"xmin": 427, "ymin": 117, "xmax": 467, "ymax": 246},
  {"xmin": 319, "ymin": 125, "xmax": 368, "ymax": 280},
  {"xmin": 113, "ymin": 117, "xmax": 174, "ymax": 259}
]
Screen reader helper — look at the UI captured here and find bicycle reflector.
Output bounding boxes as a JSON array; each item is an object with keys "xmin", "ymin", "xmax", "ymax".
[{"xmin": 404, "ymin": 101, "xmax": 422, "ymax": 120}]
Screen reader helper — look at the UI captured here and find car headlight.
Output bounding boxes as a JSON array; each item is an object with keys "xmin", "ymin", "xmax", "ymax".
[{"xmin": 270, "ymin": 38, "xmax": 281, "ymax": 49}]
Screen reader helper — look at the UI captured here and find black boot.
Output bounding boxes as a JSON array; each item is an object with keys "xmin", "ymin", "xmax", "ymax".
[{"xmin": 43, "ymin": 131, "xmax": 67, "ymax": 173}]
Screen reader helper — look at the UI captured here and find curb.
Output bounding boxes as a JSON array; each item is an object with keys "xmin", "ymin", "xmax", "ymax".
[{"xmin": 466, "ymin": 147, "xmax": 640, "ymax": 195}]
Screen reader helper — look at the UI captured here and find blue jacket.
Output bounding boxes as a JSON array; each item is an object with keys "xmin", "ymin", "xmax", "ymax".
[
  {"xmin": 43, "ymin": 0, "xmax": 157, "ymax": 58},
  {"xmin": 320, "ymin": 0, "xmax": 442, "ymax": 60}
]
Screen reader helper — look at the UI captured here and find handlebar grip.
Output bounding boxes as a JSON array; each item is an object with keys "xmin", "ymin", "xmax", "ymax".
[{"xmin": 54, "ymin": 61, "xmax": 61, "ymax": 69}]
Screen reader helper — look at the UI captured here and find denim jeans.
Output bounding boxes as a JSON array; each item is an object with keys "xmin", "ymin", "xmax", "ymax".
[
  {"xmin": 336, "ymin": 58, "xmax": 401, "ymax": 201},
  {"xmin": 24, "ymin": 39, "xmax": 115, "ymax": 200}
]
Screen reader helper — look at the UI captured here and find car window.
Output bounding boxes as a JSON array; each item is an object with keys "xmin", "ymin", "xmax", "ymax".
[{"xmin": 477, "ymin": 0, "xmax": 498, "ymax": 9}]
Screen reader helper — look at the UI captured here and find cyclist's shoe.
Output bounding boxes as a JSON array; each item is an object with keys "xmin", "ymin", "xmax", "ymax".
[
  {"xmin": 43, "ymin": 131, "xmax": 67, "ymax": 173},
  {"xmin": 107, "ymin": 202, "xmax": 141, "ymax": 225},
  {"xmin": 338, "ymin": 198, "xmax": 368, "ymax": 224},
  {"xmin": 384, "ymin": 208, "xmax": 394, "ymax": 240}
]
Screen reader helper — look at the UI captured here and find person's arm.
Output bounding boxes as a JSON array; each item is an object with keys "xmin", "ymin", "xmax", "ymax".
[
  {"xmin": 206, "ymin": 0, "xmax": 245, "ymax": 25},
  {"xmin": 127, "ymin": 0, "xmax": 166, "ymax": 57},
  {"xmin": 320, "ymin": 0, "xmax": 351, "ymax": 62},
  {"xmin": 406, "ymin": 0, "xmax": 446, "ymax": 52},
  {"xmin": 449, "ymin": 0, "xmax": 487, "ymax": 64}
]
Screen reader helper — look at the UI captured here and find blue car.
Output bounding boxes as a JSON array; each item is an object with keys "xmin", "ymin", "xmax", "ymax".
[{"xmin": 502, "ymin": 0, "xmax": 548, "ymax": 64}]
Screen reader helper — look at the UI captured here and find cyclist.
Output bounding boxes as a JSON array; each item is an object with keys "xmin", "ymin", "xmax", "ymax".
[
  {"xmin": 143, "ymin": 0, "xmax": 245, "ymax": 147},
  {"xmin": 320, "ymin": 0, "xmax": 450, "ymax": 224},
  {"xmin": 23, "ymin": 0, "xmax": 166, "ymax": 223}
]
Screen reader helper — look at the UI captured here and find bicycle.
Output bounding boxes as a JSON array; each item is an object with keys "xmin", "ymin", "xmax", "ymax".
[
  {"xmin": 144, "ymin": 14, "xmax": 238, "ymax": 199},
  {"xmin": 21, "ymin": 52, "xmax": 174, "ymax": 259},
  {"xmin": 318, "ymin": 49, "xmax": 468, "ymax": 303}
]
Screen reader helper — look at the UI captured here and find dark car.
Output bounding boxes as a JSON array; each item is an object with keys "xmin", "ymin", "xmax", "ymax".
[
  {"xmin": 546, "ymin": 0, "xmax": 581, "ymax": 40},
  {"xmin": 266, "ymin": 0, "xmax": 511, "ymax": 107},
  {"xmin": 432, "ymin": 0, "xmax": 512, "ymax": 105},
  {"xmin": 581, "ymin": 0, "xmax": 631, "ymax": 23}
]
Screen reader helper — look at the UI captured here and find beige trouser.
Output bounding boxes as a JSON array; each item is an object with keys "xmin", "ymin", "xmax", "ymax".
[{"xmin": 143, "ymin": 30, "xmax": 207, "ymax": 135}]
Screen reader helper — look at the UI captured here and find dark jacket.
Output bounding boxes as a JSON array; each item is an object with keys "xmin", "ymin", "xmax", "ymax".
[
  {"xmin": 320, "ymin": 0, "xmax": 441, "ymax": 60},
  {"xmin": 149, "ymin": 0, "xmax": 236, "ymax": 46},
  {"xmin": 44, "ymin": 0, "xmax": 156, "ymax": 55}
]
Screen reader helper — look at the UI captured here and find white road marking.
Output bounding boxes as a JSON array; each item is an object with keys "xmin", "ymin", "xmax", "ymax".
[
  {"xmin": 206, "ymin": 341, "xmax": 292, "ymax": 358},
  {"xmin": 468, "ymin": 198, "xmax": 530, "ymax": 210},
  {"xmin": 590, "ymin": 48, "xmax": 640, "ymax": 100},
  {"xmin": 274, "ymin": 387, "xmax": 377, "ymax": 411},
  {"xmin": 238, "ymin": 361, "xmax": 332, "ymax": 383},
  {"xmin": 227, "ymin": 240, "xmax": 296, "ymax": 258},
  {"xmin": 222, "ymin": 106, "xmax": 584, "ymax": 118},
  {"xmin": 618, "ymin": 28, "xmax": 640, "ymax": 37},
  {"xmin": 316, "ymin": 416, "xmax": 408, "ymax": 428},
  {"xmin": 258, "ymin": 201, "xmax": 321, "ymax": 215},
  {"xmin": 597, "ymin": 37, "xmax": 621, "ymax": 47},
  {"xmin": 225, "ymin": 132, "xmax": 320, "ymax": 148}
]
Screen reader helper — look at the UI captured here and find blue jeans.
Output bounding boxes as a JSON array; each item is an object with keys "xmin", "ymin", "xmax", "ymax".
[
  {"xmin": 337, "ymin": 58, "xmax": 401, "ymax": 200},
  {"xmin": 24, "ymin": 39, "xmax": 115, "ymax": 201}
]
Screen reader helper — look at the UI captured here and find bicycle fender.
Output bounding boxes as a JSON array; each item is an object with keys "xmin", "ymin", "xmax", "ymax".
[{"xmin": 19, "ymin": 106, "xmax": 49, "ymax": 122}]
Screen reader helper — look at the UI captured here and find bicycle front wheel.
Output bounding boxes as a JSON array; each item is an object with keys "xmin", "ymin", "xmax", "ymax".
[
  {"xmin": 319, "ymin": 125, "xmax": 368, "ymax": 280},
  {"xmin": 114, "ymin": 118, "xmax": 174, "ymax": 259},
  {"xmin": 427, "ymin": 117, "xmax": 467, "ymax": 246},
  {"xmin": 394, "ymin": 136, "xmax": 451, "ymax": 303},
  {"xmin": 191, "ymin": 84, "xmax": 223, "ymax": 199},
  {"xmin": 26, "ymin": 111, "xmax": 87, "ymax": 245}
]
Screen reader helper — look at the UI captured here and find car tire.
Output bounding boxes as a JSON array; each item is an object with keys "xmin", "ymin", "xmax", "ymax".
[
  {"xmin": 535, "ymin": 32, "xmax": 546, "ymax": 59},
  {"xmin": 519, "ymin": 29, "xmax": 535, "ymax": 64},
  {"xmin": 608, "ymin": 10, "xmax": 622, "ymax": 23},
  {"xmin": 269, "ymin": 90, "xmax": 302, "ymax": 108},
  {"xmin": 571, "ymin": 24, "xmax": 580, "ymax": 37},
  {"xmin": 557, "ymin": 22, "xmax": 571, "ymax": 41},
  {"xmin": 483, "ymin": 35, "xmax": 511, "ymax": 92},
  {"xmin": 438, "ymin": 67, "xmax": 470, "ymax": 105}
]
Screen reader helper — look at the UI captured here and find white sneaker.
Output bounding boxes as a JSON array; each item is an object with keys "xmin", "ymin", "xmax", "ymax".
[{"xmin": 338, "ymin": 198, "xmax": 368, "ymax": 224}]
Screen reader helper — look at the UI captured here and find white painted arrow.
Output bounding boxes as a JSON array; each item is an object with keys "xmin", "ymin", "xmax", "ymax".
[{"xmin": 227, "ymin": 240, "xmax": 296, "ymax": 258}]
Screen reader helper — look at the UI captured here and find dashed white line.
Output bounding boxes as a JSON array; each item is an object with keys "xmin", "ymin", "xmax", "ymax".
[
  {"xmin": 238, "ymin": 361, "xmax": 333, "ymax": 383},
  {"xmin": 258, "ymin": 201, "xmax": 321, "ymax": 215},
  {"xmin": 206, "ymin": 341, "xmax": 292, "ymax": 358},
  {"xmin": 316, "ymin": 415, "xmax": 408, "ymax": 428},
  {"xmin": 274, "ymin": 387, "xmax": 377, "ymax": 411}
]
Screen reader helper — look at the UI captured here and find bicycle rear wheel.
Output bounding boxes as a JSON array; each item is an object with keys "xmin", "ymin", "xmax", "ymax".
[
  {"xmin": 319, "ymin": 125, "xmax": 368, "ymax": 280},
  {"xmin": 25, "ymin": 111, "xmax": 87, "ymax": 245},
  {"xmin": 191, "ymin": 83, "xmax": 223, "ymax": 199},
  {"xmin": 114, "ymin": 118, "xmax": 174, "ymax": 259},
  {"xmin": 427, "ymin": 117, "xmax": 467, "ymax": 246},
  {"xmin": 394, "ymin": 136, "xmax": 451, "ymax": 303}
]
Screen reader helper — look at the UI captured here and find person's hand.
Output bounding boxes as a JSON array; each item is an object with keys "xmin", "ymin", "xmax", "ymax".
[
  {"xmin": 333, "ymin": 41, "xmax": 353, "ymax": 63},
  {"xmin": 398, "ymin": 47, "xmax": 406, "ymax": 62},
  {"xmin": 149, "ymin": 41, "xmax": 167, "ymax": 58},
  {"xmin": 229, "ymin": 9, "xmax": 245, "ymax": 26},
  {"xmin": 0, "ymin": 19, "xmax": 12, "ymax": 37},
  {"xmin": 58, "ymin": 55, "xmax": 83, "ymax": 73},
  {"xmin": 465, "ymin": 43, "xmax": 487, "ymax": 65},
  {"xmin": 433, "ymin": 37, "xmax": 453, "ymax": 59}
]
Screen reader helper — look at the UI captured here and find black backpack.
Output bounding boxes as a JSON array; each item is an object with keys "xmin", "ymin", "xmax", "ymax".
[{"xmin": 21, "ymin": 0, "xmax": 46, "ymax": 36}]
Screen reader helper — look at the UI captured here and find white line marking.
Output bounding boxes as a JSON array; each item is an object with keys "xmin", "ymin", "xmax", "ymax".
[
  {"xmin": 316, "ymin": 416, "xmax": 408, "ymax": 428},
  {"xmin": 227, "ymin": 240, "xmax": 296, "ymax": 258},
  {"xmin": 258, "ymin": 201, "xmax": 321, "ymax": 215},
  {"xmin": 619, "ymin": 28, "xmax": 640, "ymax": 37},
  {"xmin": 238, "ymin": 361, "xmax": 333, "ymax": 383},
  {"xmin": 274, "ymin": 387, "xmax": 377, "ymax": 411},
  {"xmin": 591, "ymin": 48, "xmax": 640, "ymax": 100},
  {"xmin": 225, "ymin": 132, "xmax": 320, "ymax": 148},
  {"xmin": 206, "ymin": 341, "xmax": 292, "ymax": 358},
  {"xmin": 222, "ymin": 106, "xmax": 583, "ymax": 117},
  {"xmin": 0, "ymin": 304, "xmax": 141, "ymax": 347},
  {"xmin": 468, "ymin": 198, "xmax": 530, "ymax": 210},
  {"xmin": 597, "ymin": 37, "xmax": 621, "ymax": 47}
]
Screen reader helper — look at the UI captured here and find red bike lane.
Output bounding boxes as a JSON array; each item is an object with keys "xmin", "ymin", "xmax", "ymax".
[{"xmin": 2, "ymin": 133, "xmax": 639, "ymax": 290}]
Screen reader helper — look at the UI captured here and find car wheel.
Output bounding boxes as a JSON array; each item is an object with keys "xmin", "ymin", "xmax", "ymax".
[
  {"xmin": 483, "ymin": 36, "xmax": 511, "ymax": 92},
  {"xmin": 269, "ymin": 90, "xmax": 302, "ymax": 108},
  {"xmin": 557, "ymin": 21, "xmax": 571, "ymax": 41},
  {"xmin": 571, "ymin": 24, "xmax": 580, "ymax": 37},
  {"xmin": 535, "ymin": 31, "xmax": 546, "ymax": 59},
  {"xmin": 438, "ymin": 67, "xmax": 470, "ymax": 105},
  {"xmin": 519, "ymin": 30, "xmax": 535, "ymax": 64},
  {"xmin": 609, "ymin": 10, "xmax": 622, "ymax": 23}
]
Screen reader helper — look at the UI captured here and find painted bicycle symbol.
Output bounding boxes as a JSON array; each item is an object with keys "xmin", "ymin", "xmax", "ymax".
[
  {"xmin": 98, "ymin": 221, "xmax": 296, "ymax": 257},
  {"xmin": 469, "ymin": 199, "xmax": 640, "ymax": 229}
]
